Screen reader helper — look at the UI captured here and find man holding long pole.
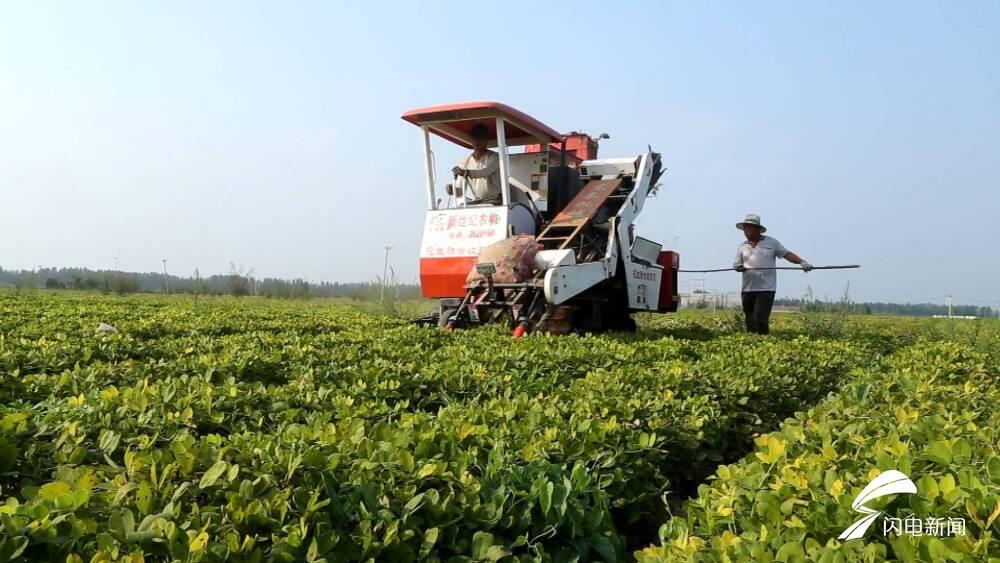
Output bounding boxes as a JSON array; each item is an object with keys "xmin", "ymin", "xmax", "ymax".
[{"xmin": 733, "ymin": 213, "xmax": 812, "ymax": 334}]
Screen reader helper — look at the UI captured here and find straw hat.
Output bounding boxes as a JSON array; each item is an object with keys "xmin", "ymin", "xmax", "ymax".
[{"xmin": 736, "ymin": 213, "xmax": 766, "ymax": 233}]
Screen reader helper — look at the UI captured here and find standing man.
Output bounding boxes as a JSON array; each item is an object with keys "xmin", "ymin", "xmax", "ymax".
[
  {"xmin": 733, "ymin": 213, "xmax": 812, "ymax": 334},
  {"xmin": 450, "ymin": 123, "xmax": 502, "ymax": 205}
]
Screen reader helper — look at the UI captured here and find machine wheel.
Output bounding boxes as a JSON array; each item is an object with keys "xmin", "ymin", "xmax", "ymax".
[
  {"xmin": 604, "ymin": 309, "xmax": 637, "ymax": 333},
  {"xmin": 536, "ymin": 305, "xmax": 574, "ymax": 335},
  {"xmin": 613, "ymin": 316, "xmax": 638, "ymax": 333}
]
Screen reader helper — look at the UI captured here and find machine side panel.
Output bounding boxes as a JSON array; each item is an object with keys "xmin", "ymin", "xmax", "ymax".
[
  {"xmin": 543, "ymin": 262, "xmax": 610, "ymax": 305},
  {"xmin": 420, "ymin": 207, "xmax": 509, "ymax": 298},
  {"xmin": 623, "ymin": 261, "xmax": 662, "ymax": 310},
  {"xmin": 419, "ymin": 256, "xmax": 478, "ymax": 298},
  {"xmin": 657, "ymin": 251, "xmax": 680, "ymax": 312},
  {"xmin": 614, "ymin": 152, "xmax": 655, "ymax": 306}
]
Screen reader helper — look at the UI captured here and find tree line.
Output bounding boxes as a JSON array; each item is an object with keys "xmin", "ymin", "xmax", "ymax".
[
  {"xmin": 773, "ymin": 297, "xmax": 996, "ymax": 318},
  {"xmin": 2, "ymin": 266, "xmax": 994, "ymax": 317},
  {"xmin": 0, "ymin": 266, "xmax": 422, "ymax": 300}
]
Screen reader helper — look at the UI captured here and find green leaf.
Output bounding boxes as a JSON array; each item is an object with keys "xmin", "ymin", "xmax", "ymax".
[
  {"xmin": 483, "ymin": 545, "xmax": 509, "ymax": 561},
  {"xmin": 398, "ymin": 450, "xmax": 414, "ymax": 473},
  {"xmin": 307, "ymin": 537, "xmax": 320, "ymax": 562},
  {"xmin": 39, "ymin": 481, "xmax": 72, "ymax": 501},
  {"xmin": 570, "ymin": 462, "xmax": 588, "ymax": 489},
  {"xmin": 775, "ymin": 541, "xmax": 804, "ymax": 562},
  {"xmin": 926, "ymin": 537, "xmax": 950, "ymax": 561},
  {"xmin": 472, "ymin": 531, "xmax": 494, "ymax": 559},
  {"xmin": 540, "ymin": 481, "xmax": 554, "ymax": 516},
  {"xmin": 6, "ymin": 536, "xmax": 28, "ymax": 560},
  {"xmin": 98, "ymin": 429, "xmax": 120, "ymax": 454},
  {"xmin": 199, "ymin": 461, "xmax": 228, "ymax": 489},
  {"xmin": 756, "ymin": 436, "xmax": 787, "ymax": 464},
  {"xmin": 923, "ymin": 440, "xmax": 952, "ymax": 466},
  {"xmin": 888, "ymin": 535, "xmax": 917, "ymax": 561},
  {"xmin": 553, "ymin": 480, "xmax": 570, "ymax": 517},
  {"xmin": 918, "ymin": 475, "xmax": 939, "ymax": 501},
  {"xmin": 136, "ymin": 481, "xmax": 154, "ymax": 514},
  {"xmin": 938, "ymin": 473, "xmax": 956, "ymax": 495},
  {"xmin": 403, "ymin": 493, "xmax": 425, "ymax": 517},
  {"xmin": 110, "ymin": 509, "xmax": 135, "ymax": 537},
  {"xmin": 419, "ymin": 528, "xmax": 439, "ymax": 558},
  {"xmin": 190, "ymin": 530, "xmax": 209, "ymax": 552},
  {"xmin": 987, "ymin": 457, "xmax": 1000, "ymax": 480},
  {"xmin": 590, "ymin": 535, "xmax": 618, "ymax": 562},
  {"xmin": 171, "ymin": 481, "xmax": 191, "ymax": 503},
  {"xmin": 951, "ymin": 438, "xmax": 971, "ymax": 461}
]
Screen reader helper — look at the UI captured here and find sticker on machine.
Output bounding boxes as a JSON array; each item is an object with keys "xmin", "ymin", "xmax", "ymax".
[{"xmin": 420, "ymin": 208, "xmax": 509, "ymax": 258}]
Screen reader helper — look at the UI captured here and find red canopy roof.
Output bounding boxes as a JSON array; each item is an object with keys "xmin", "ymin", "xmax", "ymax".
[{"xmin": 401, "ymin": 101, "xmax": 562, "ymax": 148}]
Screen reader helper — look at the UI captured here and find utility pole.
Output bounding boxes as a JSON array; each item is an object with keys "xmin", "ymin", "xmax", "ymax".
[
  {"xmin": 947, "ymin": 295, "xmax": 953, "ymax": 318},
  {"xmin": 380, "ymin": 246, "xmax": 393, "ymax": 303},
  {"xmin": 162, "ymin": 259, "xmax": 170, "ymax": 294}
]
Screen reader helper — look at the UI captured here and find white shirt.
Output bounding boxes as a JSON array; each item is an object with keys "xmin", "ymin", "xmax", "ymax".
[
  {"xmin": 457, "ymin": 151, "xmax": 501, "ymax": 203},
  {"xmin": 733, "ymin": 235, "xmax": 789, "ymax": 292}
]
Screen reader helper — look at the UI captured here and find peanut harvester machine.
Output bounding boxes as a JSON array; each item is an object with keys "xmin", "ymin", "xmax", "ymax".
[{"xmin": 403, "ymin": 101, "xmax": 679, "ymax": 336}]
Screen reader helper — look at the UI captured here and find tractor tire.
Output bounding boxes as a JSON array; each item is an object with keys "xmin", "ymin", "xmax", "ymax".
[
  {"xmin": 599, "ymin": 308, "xmax": 637, "ymax": 333},
  {"xmin": 536, "ymin": 305, "xmax": 574, "ymax": 335},
  {"xmin": 615, "ymin": 316, "xmax": 638, "ymax": 333}
]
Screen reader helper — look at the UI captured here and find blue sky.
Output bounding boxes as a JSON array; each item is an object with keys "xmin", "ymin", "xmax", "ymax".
[{"xmin": 1, "ymin": 1, "xmax": 997, "ymax": 304}]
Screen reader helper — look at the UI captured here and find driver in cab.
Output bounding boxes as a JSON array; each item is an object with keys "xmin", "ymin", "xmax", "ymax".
[{"xmin": 449, "ymin": 123, "xmax": 502, "ymax": 205}]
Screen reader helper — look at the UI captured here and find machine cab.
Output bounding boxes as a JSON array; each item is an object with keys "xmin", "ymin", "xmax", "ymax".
[{"xmin": 402, "ymin": 102, "xmax": 580, "ymax": 298}]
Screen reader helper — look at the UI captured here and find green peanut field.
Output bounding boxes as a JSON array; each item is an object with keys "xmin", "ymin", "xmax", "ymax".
[{"xmin": 0, "ymin": 291, "xmax": 997, "ymax": 562}]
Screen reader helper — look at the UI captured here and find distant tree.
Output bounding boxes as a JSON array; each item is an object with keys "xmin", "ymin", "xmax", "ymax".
[
  {"xmin": 13, "ymin": 271, "xmax": 36, "ymax": 290},
  {"xmin": 117, "ymin": 275, "xmax": 140, "ymax": 294},
  {"xmin": 44, "ymin": 277, "xmax": 65, "ymax": 289},
  {"xmin": 193, "ymin": 268, "xmax": 206, "ymax": 295},
  {"xmin": 292, "ymin": 279, "xmax": 310, "ymax": 299},
  {"xmin": 227, "ymin": 263, "xmax": 253, "ymax": 297}
]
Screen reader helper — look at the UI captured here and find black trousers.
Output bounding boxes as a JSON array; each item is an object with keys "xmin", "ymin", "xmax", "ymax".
[{"xmin": 741, "ymin": 291, "xmax": 776, "ymax": 335}]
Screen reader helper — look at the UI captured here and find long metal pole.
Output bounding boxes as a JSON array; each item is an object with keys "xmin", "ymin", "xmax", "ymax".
[
  {"xmin": 420, "ymin": 126, "xmax": 436, "ymax": 210},
  {"xmin": 679, "ymin": 264, "xmax": 861, "ymax": 273},
  {"xmin": 495, "ymin": 117, "xmax": 510, "ymax": 208}
]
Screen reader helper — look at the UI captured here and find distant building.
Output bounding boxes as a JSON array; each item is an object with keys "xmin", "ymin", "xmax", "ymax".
[{"xmin": 678, "ymin": 291, "xmax": 742, "ymax": 310}]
